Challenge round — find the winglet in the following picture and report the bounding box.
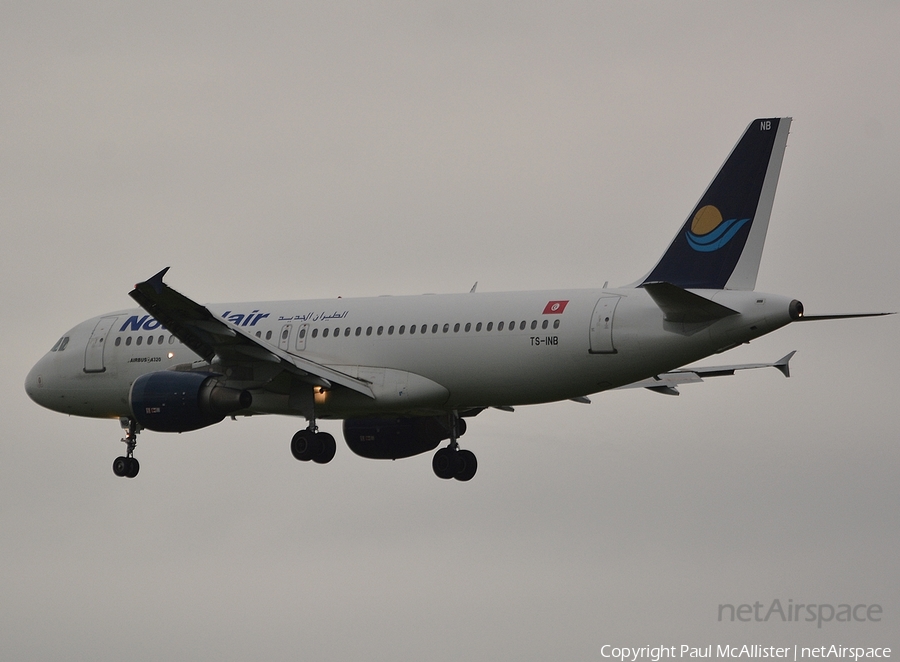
[139,267,171,295]
[774,350,796,378]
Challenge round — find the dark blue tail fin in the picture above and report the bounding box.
[639,118,791,290]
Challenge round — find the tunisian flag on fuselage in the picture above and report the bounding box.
[542,300,569,315]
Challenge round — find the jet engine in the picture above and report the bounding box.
[343,416,465,460]
[130,372,252,433]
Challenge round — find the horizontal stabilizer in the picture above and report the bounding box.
[642,281,739,323]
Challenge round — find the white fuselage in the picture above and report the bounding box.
[25,286,796,421]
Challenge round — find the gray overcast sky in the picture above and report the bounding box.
[2,2,898,660]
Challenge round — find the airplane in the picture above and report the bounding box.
[24,117,890,481]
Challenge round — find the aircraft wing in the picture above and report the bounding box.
[616,351,796,396]
[129,268,374,398]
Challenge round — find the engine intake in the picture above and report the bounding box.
[130,372,252,432]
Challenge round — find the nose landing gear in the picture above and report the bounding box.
[113,418,140,478]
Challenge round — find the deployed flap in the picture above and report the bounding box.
[129,268,374,398]
[616,351,795,394]
[642,281,739,323]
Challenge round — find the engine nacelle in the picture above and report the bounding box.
[130,372,252,433]
[343,416,466,460]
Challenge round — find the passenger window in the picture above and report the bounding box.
[147,336,154,345]
[498,321,504,331]
[421,324,427,334]
[282,328,289,340]
[366,326,373,336]
[334,327,339,337]
[475,322,482,332]
[388,325,394,335]
[299,328,306,339]
[520,321,526,331]
[409,325,415,335]
[312,328,319,338]
[377,326,383,336]
[432,324,438,334]
[115,337,122,347]
[355,327,362,336]
[453,323,460,333]
[442,323,449,333]
[158,335,164,344]
[136,336,143,346]
[464,323,471,332]
[487,322,493,332]
[344,327,351,337]
[530,320,537,330]
[266,330,273,340]
[323,328,330,338]
[126,337,132,346]
[542,320,548,330]
[256,331,261,338]
[553,319,560,329]
[399,325,405,335]
[169,336,176,344]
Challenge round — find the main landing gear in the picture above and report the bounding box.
[291,421,337,464]
[113,418,140,478]
[432,413,477,481]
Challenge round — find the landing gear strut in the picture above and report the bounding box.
[290,418,336,464]
[432,412,477,481]
[113,418,140,478]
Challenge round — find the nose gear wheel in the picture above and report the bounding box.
[113,418,141,478]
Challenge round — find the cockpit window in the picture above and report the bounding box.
[51,337,70,352]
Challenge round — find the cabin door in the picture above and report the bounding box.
[84,316,118,373]
[589,297,620,354]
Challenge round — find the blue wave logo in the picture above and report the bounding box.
[686,205,750,252]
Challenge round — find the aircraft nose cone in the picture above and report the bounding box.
[25,356,51,407]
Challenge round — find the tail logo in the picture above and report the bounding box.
[685,205,750,253]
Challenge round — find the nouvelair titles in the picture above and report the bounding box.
[118,310,271,333]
